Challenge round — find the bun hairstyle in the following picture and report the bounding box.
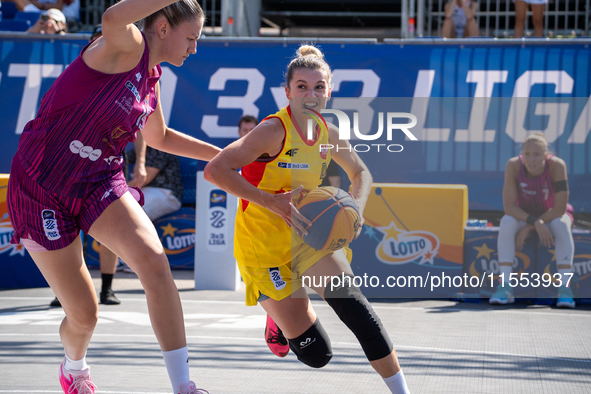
[523,132,550,153]
[142,0,204,30]
[285,43,333,88]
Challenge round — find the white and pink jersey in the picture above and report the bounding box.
[15,35,160,199]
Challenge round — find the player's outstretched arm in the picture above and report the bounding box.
[141,83,221,162]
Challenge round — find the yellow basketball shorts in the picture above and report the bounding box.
[237,244,352,306]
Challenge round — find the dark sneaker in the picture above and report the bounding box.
[50,297,62,307]
[100,289,121,305]
[265,314,289,357]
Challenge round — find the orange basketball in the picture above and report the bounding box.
[296,186,361,251]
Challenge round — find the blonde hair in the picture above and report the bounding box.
[285,44,332,88]
[523,132,549,153]
[142,0,204,30]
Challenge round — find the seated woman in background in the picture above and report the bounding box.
[490,132,575,308]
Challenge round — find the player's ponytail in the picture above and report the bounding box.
[285,43,332,88]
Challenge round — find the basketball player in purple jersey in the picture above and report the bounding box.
[491,133,575,308]
[7,0,217,392]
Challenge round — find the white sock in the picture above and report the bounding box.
[64,352,88,371]
[557,268,573,287]
[499,264,513,284]
[162,346,190,392]
[383,370,410,394]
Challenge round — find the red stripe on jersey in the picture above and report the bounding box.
[240,115,287,211]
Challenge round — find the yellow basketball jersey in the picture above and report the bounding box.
[235,106,331,268]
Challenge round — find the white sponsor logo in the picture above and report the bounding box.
[104,155,124,166]
[41,209,60,241]
[300,337,316,348]
[101,188,114,201]
[269,267,286,290]
[70,140,101,162]
[115,97,133,114]
[136,72,142,82]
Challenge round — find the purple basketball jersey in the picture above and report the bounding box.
[516,155,555,216]
[14,35,161,199]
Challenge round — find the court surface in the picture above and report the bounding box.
[1,269,590,393]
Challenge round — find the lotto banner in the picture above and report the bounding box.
[536,229,591,300]
[0,174,48,288]
[86,207,196,270]
[349,183,468,298]
[463,227,537,299]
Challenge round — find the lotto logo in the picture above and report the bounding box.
[70,140,101,162]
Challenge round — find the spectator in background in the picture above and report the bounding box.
[26,8,66,34]
[490,133,575,308]
[441,0,479,38]
[514,0,546,38]
[238,114,258,138]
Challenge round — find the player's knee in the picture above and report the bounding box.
[500,214,519,229]
[324,275,393,361]
[288,319,332,368]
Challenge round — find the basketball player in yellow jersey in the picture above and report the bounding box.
[204,44,410,393]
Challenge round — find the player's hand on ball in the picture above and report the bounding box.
[263,185,311,232]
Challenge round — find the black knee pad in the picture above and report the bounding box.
[324,275,393,361]
[288,319,333,368]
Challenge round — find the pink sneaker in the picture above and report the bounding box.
[265,314,289,357]
[177,381,209,394]
[59,359,97,394]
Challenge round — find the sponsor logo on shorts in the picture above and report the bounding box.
[269,267,286,290]
[300,337,316,349]
[277,162,309,169]
[41,209,60,241]
[101,188,114,201]
[125,81,141,103]
[70,140,101,162]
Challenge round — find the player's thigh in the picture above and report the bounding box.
[260,287,316,338]
[302,249,353,298]
[88,192,166,269]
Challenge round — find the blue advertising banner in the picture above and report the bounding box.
[1,36,591,212]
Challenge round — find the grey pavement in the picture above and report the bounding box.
[1,269,590,393]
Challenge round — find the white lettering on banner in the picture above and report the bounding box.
[8,64,64,135]
[455,70,508,142]
[159,66,177,124]
[410,70,451,141]
[201,68,265,138]
[328,70,380,139]
[567,95,591,144]
[270,86,288,109]
[506,70,573,143]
